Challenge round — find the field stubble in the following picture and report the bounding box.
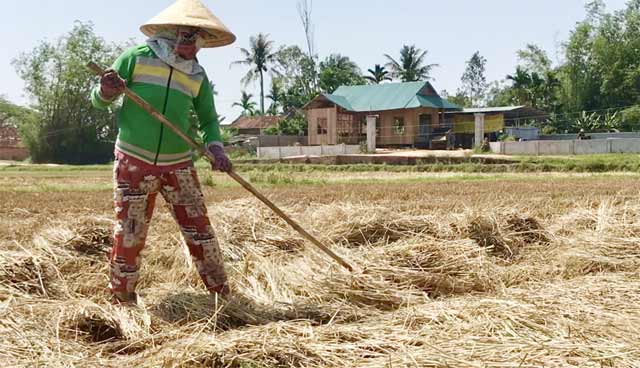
[0,174,639,367]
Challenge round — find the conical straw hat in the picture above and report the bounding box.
[140,0,236,48]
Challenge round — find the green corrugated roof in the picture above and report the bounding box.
[324,94,354,111]
[322,81,461,112]
[416,95,461,110]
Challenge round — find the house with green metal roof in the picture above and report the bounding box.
[304,81,461,147]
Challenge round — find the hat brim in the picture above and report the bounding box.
[141,23,236,48]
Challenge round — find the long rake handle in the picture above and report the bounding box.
[87,62,353,272]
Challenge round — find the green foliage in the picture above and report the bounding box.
[266,79,284,115]
[318,54,365,93]
[274,45,318,111]
[622,106,640,131]
[12,21,126,164]
[442,89,472,108]
[461,51,488,107]
[220,127,239,145]
[541,125,558,135]
[232,33,279,115]
[0,97,38,130]
[262,112,308,136]
[384,45,438,82]
[232,92,258,116]
[365,64,392,84]
[569,110,622,133]
[485,81,515,107]
[557,2,640,113]
[517,44,552,74]
[499,134,517,142]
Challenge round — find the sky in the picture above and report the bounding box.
[0,0,629,123]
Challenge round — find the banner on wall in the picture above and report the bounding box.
[453,114,505,134]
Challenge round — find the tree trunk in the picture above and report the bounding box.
[259,70,265,115]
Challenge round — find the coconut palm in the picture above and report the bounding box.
[231,33,279,115]
[266,79,284,115]
[507,67,534,106]
[384,45,439,82]
[232,91,257,116]
[365,64,392,84]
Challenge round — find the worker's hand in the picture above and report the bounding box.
[100,69,125,100]
[207,144,232,173]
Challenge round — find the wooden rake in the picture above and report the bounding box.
[87,62,353,272]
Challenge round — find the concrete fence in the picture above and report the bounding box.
[257,144,361,159]
[490,138,640,155]
[539,132,640,140]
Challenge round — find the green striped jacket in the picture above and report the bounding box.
[92,44,221,166]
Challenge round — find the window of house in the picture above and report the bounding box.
[393,117,405,135]
[317,118,328,135]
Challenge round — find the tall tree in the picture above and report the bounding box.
[517,44,552,74]
[507,66,533,105]
[297,0,319,92]
[12,21,125,164]
[461,51,488,107]
[232,91,257,116]
[365,64,392,84]
[384,45,439,82]
[231,33,278,115]
[275,45,318,98]
[318,54,365,93]
[266,79,284,115]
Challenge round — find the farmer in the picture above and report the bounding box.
[91,0,236,304]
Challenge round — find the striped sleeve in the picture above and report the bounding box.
[194,76,222,145]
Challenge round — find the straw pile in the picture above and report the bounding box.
[1,194,639,367]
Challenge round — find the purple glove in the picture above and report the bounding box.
[207,144,232,172]
[100,69,125,100]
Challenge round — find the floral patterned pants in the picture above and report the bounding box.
[110,151,227,303]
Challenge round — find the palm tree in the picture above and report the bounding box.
[507,67,533,105]
[231,33,278,115]
[232,91,257,116]
[365,64,392,84]
[266,79,284,115]
[384,45,439,82]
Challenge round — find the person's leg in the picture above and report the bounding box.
[160,166,228,295]
[110,156,160,303]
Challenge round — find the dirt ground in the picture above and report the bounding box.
[1,170,639,367]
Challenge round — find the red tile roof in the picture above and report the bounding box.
[230,115,285,130]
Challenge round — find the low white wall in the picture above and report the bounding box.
[611,139,640,153]
[491,138,640,155]
[257,144,361,159]
[503,141,538,155]
[539,140,573,155]
[574,140,609,155]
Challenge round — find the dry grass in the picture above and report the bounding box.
[1,174,639,367]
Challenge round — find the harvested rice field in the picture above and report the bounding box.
[1,167,639,367]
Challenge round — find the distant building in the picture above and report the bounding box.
[303,81,460,148]
[304,82,548,149]
[229,115,286,135]
[446,106,548,147]
[0,123,29,161]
